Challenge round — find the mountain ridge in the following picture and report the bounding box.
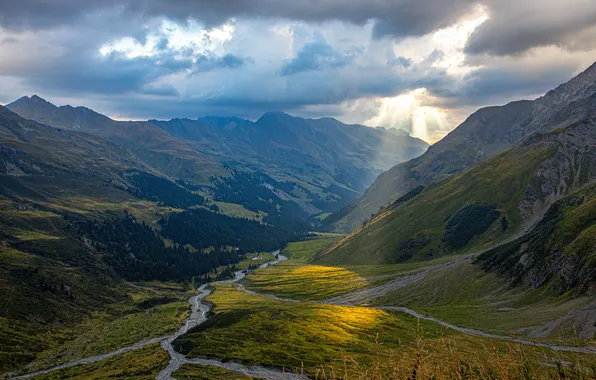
[326,62,596,233]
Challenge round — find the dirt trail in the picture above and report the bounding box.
[325,255,473,305]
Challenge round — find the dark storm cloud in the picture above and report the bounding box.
[27,53,191,95]
[0,0,476,39]
[280,37,361,76]
[424,64,580,109]
[465,0,596,55]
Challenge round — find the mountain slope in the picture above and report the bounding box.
[328,62,596,232]
[316,114,596,267]
[0,105,151,185]
[478,182,596,295]
[6,96,225,185]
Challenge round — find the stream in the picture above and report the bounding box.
[156,251,306,380]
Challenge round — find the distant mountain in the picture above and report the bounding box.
[327,62,596,232]
[6,95,225,185]
[0,104,148,187]
[151,111,429,214]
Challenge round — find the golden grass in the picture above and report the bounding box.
[246,264,367,300]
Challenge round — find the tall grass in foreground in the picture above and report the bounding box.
[284,330,596,379]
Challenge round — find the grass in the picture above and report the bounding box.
[245,264,368,300]
[243,234,371,300]
[29,343,169,379]
[283,234,345,262]
[235,252,276,269]
[372,260,596,344]
[25,287,191,373]
[174,282,444,372]
[175,282,596,378]
[245,235,470,301]
[214,201,265,222]
[316,212,331,221]
[173,363,251,379]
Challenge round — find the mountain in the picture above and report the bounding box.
[317,113,596,266]
[151,111,429,214]
[6,95,225,185]
[327,62,596,233]
[7,97,428,217]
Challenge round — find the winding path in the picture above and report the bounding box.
[10,250,596,380]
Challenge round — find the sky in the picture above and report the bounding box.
[0,1,595,143]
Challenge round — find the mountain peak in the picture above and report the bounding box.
[30,94,48,102]
[11,94,55,107]
[258,111,294,120]
[7,95,59,115]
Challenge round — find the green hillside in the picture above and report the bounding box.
[317,118,596,269]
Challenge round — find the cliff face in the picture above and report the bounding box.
[479,180,596,297]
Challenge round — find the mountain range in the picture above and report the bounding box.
[6,96,428,217]
[1,61,595,377]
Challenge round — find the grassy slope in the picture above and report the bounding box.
[372,260,596,343]
[318,141,553,265]
[214,201,264,222]
[30,343,169,380]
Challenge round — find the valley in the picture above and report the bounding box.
[1,54,595,379]
[6,237,595,379]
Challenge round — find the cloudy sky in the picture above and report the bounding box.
[0,1,595,142]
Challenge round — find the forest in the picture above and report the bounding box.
[126,170,206,209]
[76,215,243,281]
[159,207,303,253]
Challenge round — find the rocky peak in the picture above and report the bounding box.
[532,61,596,126]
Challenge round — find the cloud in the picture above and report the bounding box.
[0,1,595,145]
[0,0,476,40]
[465,0,596,55]
[388,56,413,68]
[193,53,249,73]
[280,34,361,76]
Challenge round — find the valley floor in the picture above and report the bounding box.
[4,235,596,379]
